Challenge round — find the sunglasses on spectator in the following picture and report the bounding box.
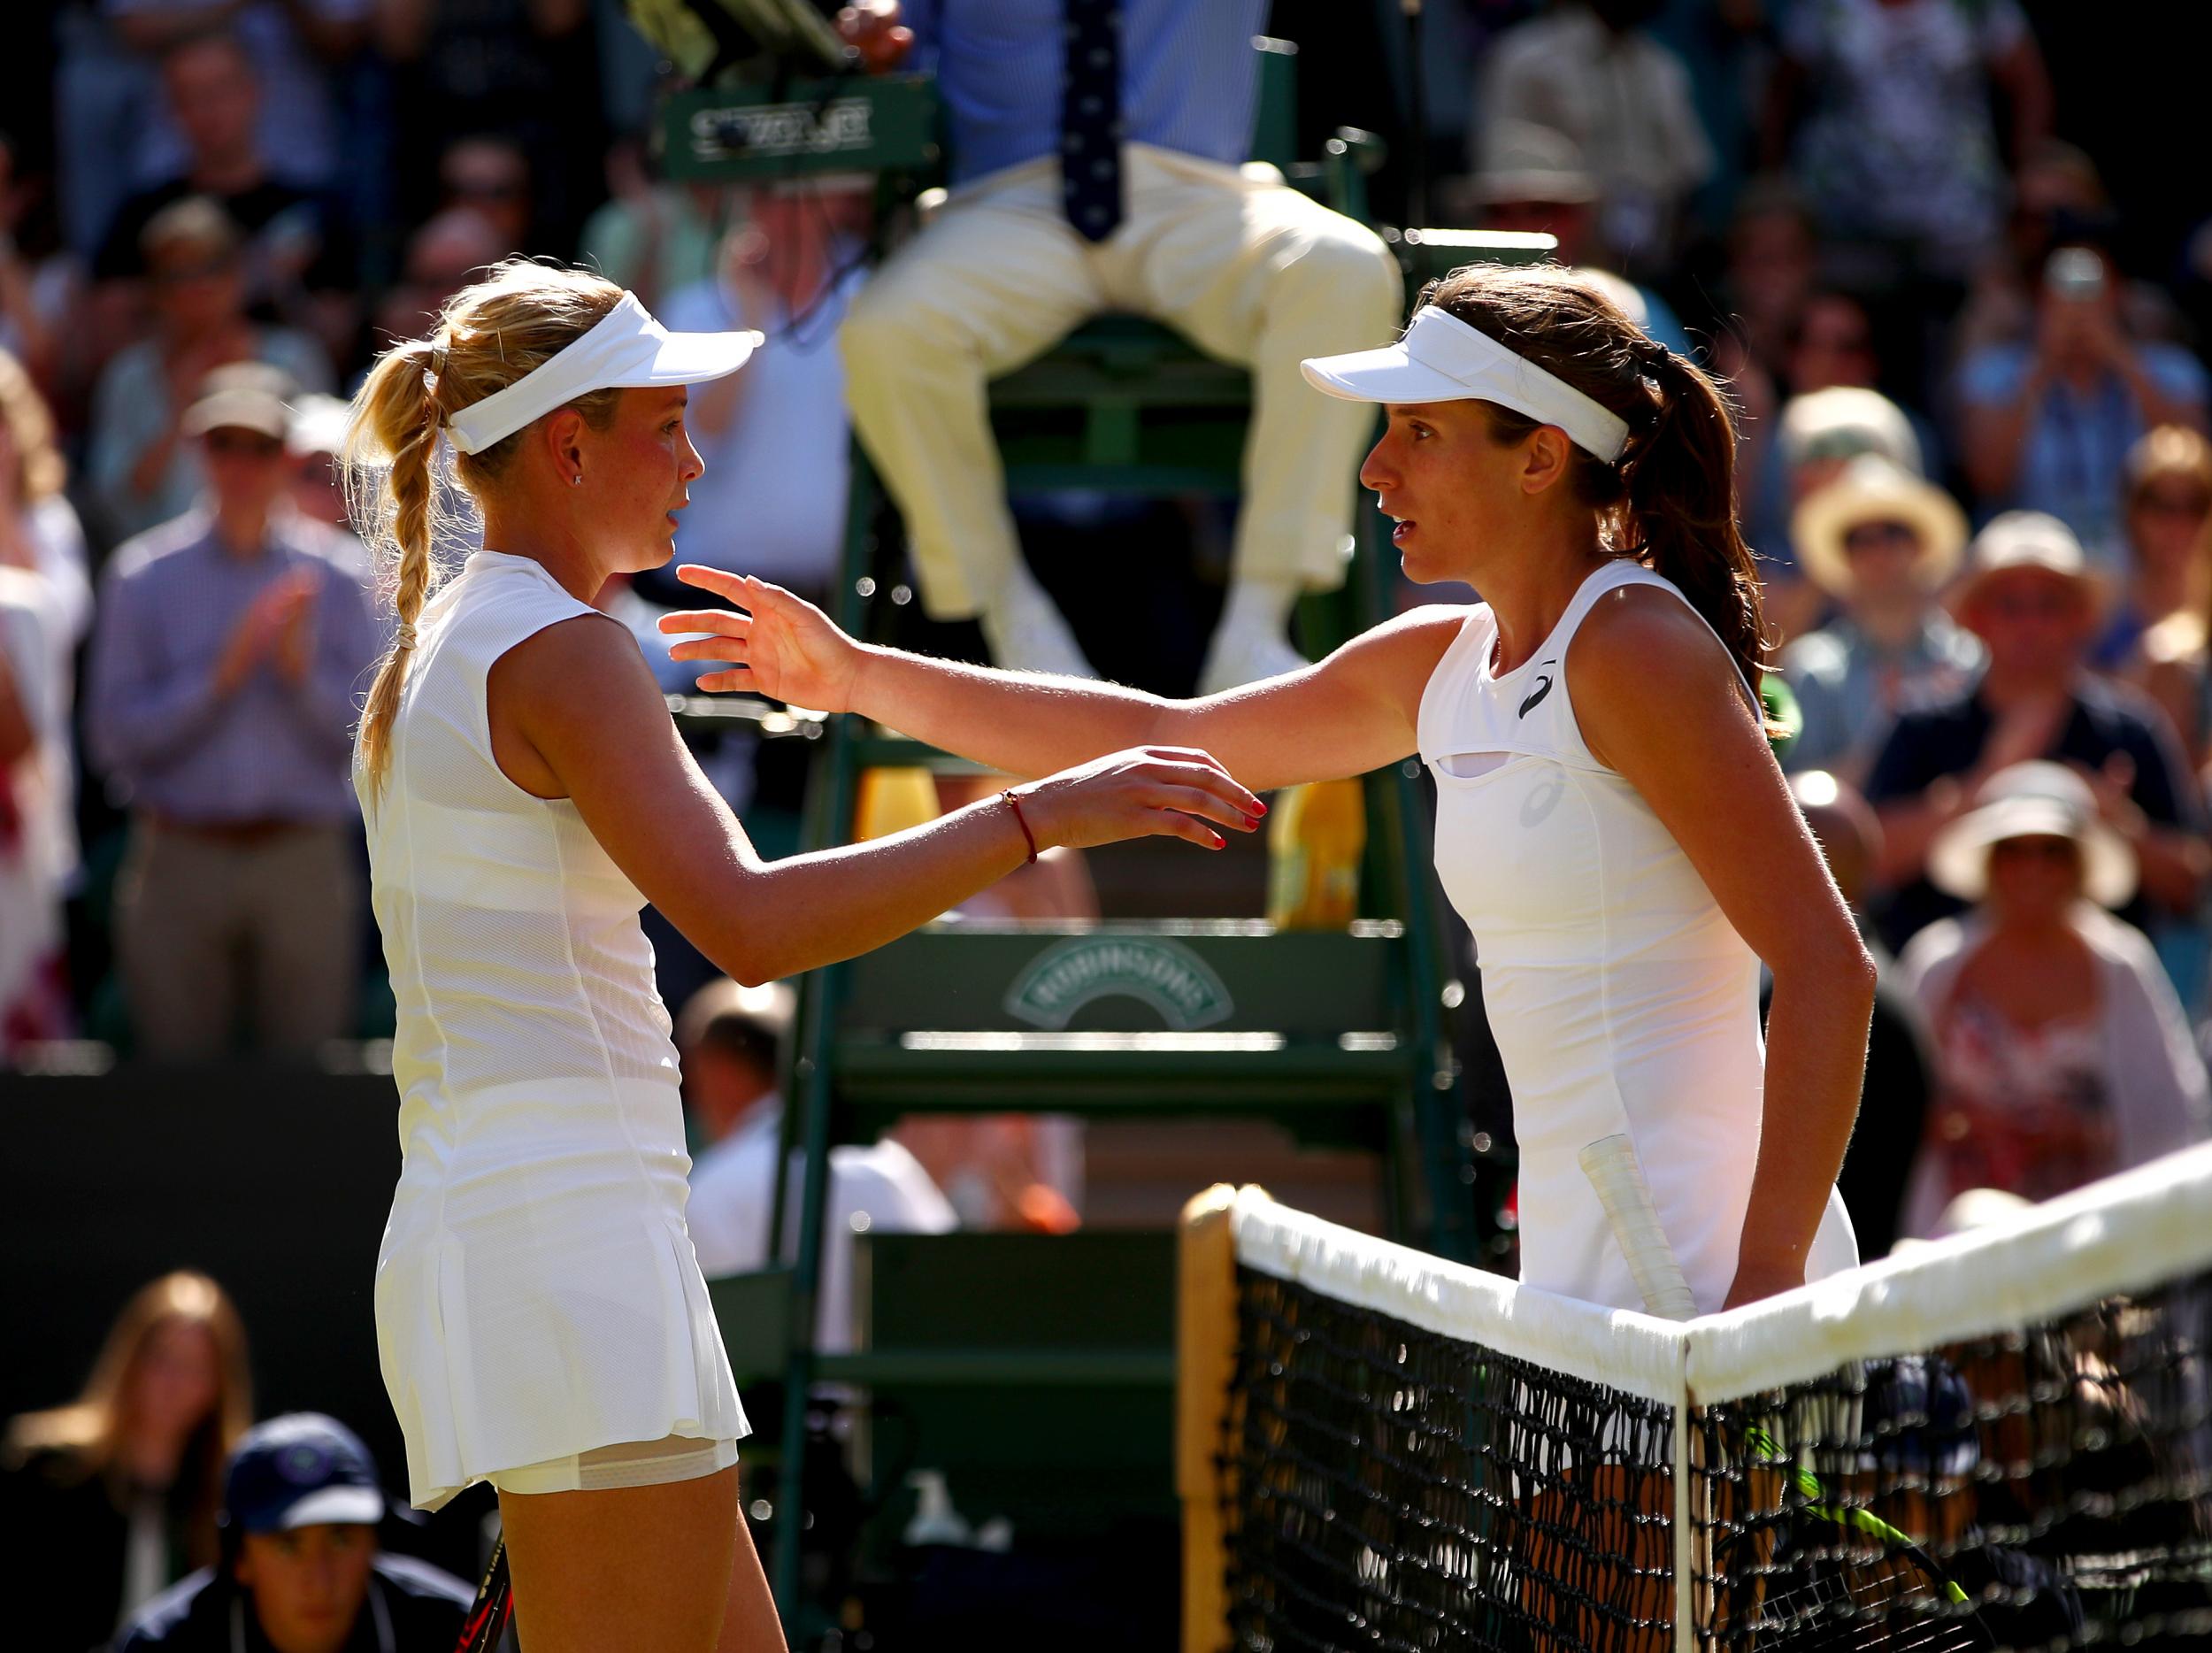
[448,179,526,203]
[1989,836,2081,865]
[1842,520,1921,554]
[2133,487,2212,519]
[204,429,285,459]
[153,254,238,284]
[1978,586,2083,619]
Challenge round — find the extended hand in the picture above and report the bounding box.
[1015,747,1265,855]
[661,565,864,711]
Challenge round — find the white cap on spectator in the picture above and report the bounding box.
[1954,510,2105,614]
[181,363,295,442]
[1778,386,1923,475]
[1926,759,2136,909]
[1302,306,1630,462]
[444,291,760,456]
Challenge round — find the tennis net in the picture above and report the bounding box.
[1178,1144,2212,1653]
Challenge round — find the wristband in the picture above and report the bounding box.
[1002,788,1039,865]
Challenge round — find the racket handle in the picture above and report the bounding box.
[1580,1134,1699,1322]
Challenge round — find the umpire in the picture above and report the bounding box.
[117,1415,472,1652]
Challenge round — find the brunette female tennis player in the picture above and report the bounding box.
[344,260,1261,1653]
[671,263,1875,1317]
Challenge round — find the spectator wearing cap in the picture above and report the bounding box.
[85,364,380,1060]
[1780,455,1981,782]
[85,196,332,545]
[1959,244,2208,565]
[1474,1,1713,275]
[116,1413,472,1653]
[1863,511,2208,959]
[678,978,956,1354]
[1894,761,2209,1241]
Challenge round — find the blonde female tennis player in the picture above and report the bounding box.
[669,263,1871,1318]
[344,261,1261,1653]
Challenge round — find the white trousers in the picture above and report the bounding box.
[841,144,1404,619]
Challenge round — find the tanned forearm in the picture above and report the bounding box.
[695,793,1033,985]
[850,646,1169,780]
[1730,949,1875,1304]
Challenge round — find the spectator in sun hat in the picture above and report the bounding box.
[1863,511,2207,956]
[1893,761,2208,1243]
[116,1412,472,1652]
[1780,455,1981,781]
[1749,385,1932,639]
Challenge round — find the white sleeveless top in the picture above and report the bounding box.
[357,550,745,1511]
[1419,558,1855,1314]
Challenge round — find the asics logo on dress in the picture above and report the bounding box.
[1518,664,1557,719]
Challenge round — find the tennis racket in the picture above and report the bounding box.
[1578,1135,1993,1651]
[455,1534,513,1652]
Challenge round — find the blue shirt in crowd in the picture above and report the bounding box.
[85,508,381,827]
[1958,342,2209,565]
[903,0,1268,187]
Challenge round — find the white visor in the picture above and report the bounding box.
[1302,305,1631,463]
[444,291,762,456]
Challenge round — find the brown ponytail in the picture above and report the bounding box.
[345,259,627,798]
[1417,264,1771,706]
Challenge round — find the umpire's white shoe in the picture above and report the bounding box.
[1197,613,1308,695]
[980,582,1097,679]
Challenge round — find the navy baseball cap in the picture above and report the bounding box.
[222,1414,387,1534]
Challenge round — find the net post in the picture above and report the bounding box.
[1672,1365,1694,1653]
[1178,1182,1244,1653]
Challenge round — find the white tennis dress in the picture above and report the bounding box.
[357,550,747,1511]
[1420,558,1856,1314]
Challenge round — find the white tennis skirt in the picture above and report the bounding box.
[374,1099,749,1511]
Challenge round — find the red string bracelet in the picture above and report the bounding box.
[1002,788,1039,865]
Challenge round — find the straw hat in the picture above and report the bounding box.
[1790,454,1969,597]
[1925,760,2136,909]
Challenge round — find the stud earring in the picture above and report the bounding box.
[571,475,582,487]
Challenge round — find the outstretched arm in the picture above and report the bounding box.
[1572,587,1878,1310]
[493,614,1263,985]
[661,565,1461,792]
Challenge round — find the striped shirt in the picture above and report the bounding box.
[906,0,1267,187]
[85,506,381,826]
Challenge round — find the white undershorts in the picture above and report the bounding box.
[487,1434,739,1496]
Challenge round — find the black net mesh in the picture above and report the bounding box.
[1222,1263,1678,1652]
[1686,1272,2212,1653]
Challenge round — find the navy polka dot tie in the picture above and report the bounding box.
[1060,0,1123,242]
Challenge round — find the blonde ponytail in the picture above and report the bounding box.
[345,259,628,798]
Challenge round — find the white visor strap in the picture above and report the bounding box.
[1302,305,1632,463]
[443,291,761,456]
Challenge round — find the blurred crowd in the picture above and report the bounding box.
[7,13,2212,1623]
